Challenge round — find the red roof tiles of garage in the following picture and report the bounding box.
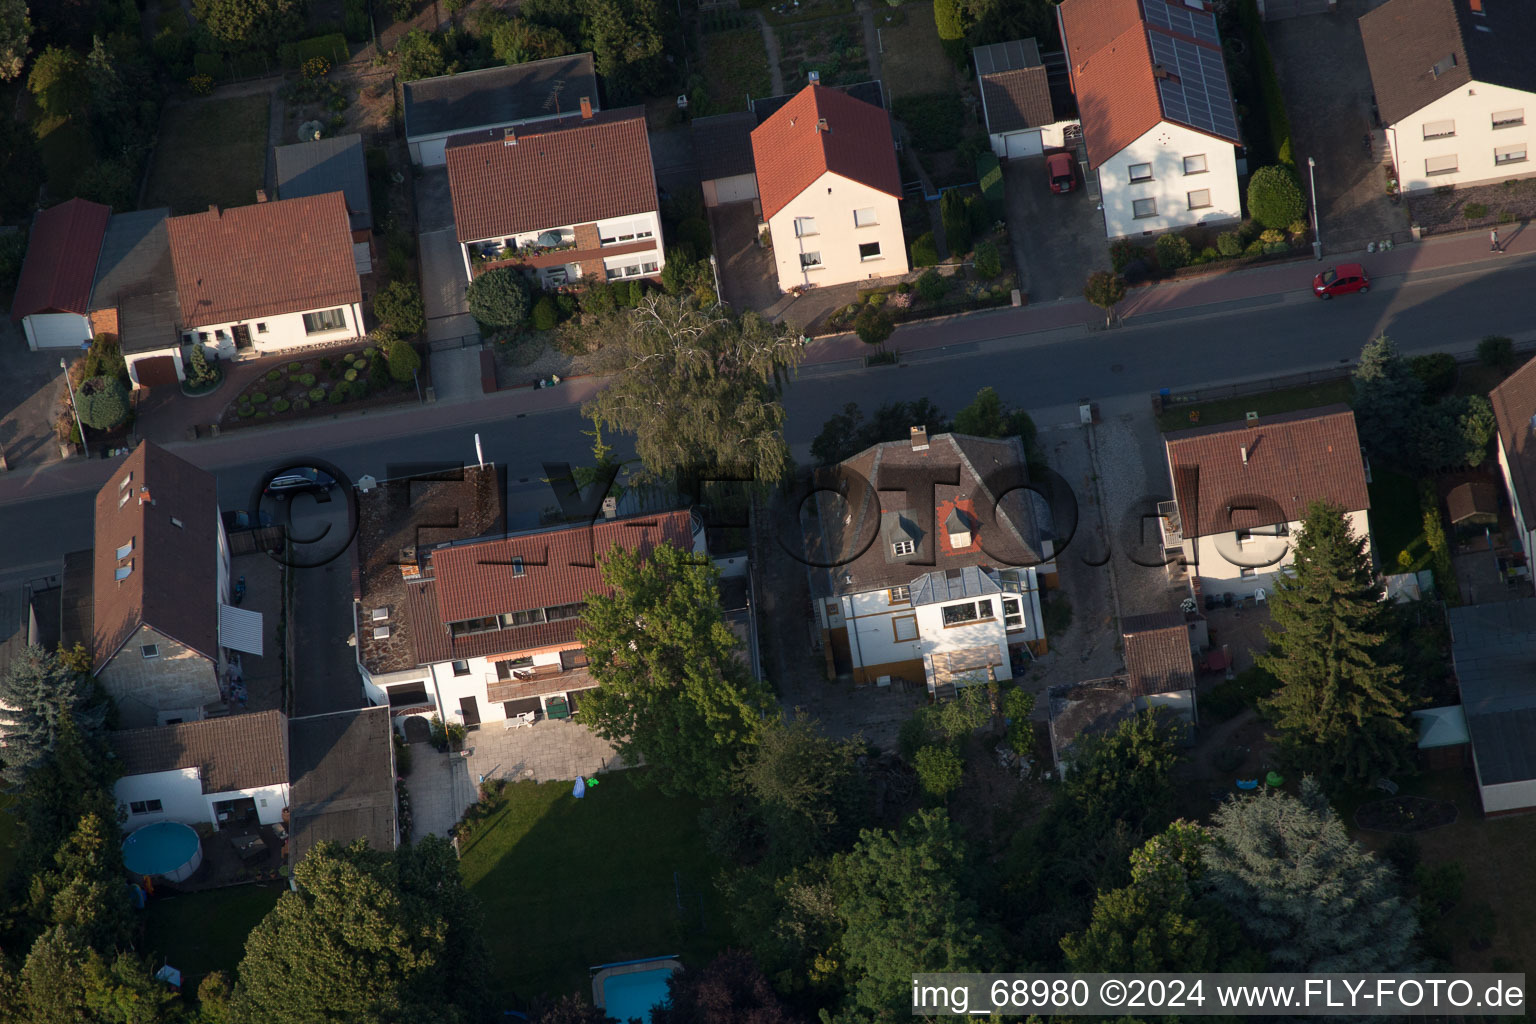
[10,198,111,321]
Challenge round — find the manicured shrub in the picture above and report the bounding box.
[343,352,355,363]
[254,411,267,419]
[1154,233,1192,270]
[266,369,282,382]
[531,295,560,331]
[328,387,348,404]
[288,361,302,372]
[385,338,421,382]
[76,376,130,429]
[300,373,316,386]
[1410,353,1457,397]
[363,346,377,360]
[344,369,358,381]
[251,392,268,404]
[977,151,1004,219]
[1216,231,1243,257]
[294,398,310,411]
[320,357,333,370]
[916,268,948,302]
[467,266,531,329]
[940,190,971,254]
[271,398,291,412]
[238,405,255,418]
[1247,164,1306,230]
[1110,238,1146,272]
[1464,202,1489,220]
[973,241,1002,279]
[308,387,326,401]
[374,279,425,336]
[854,305,895,350]
[910,232,939,267]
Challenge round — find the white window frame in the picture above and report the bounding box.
[302,308,348,334]
[1182,154,1207,175]
[141,644,159,659]
[800,251,823,269]
[854,208,878,227]
[893,615,918,642]
[1132,197,1158,219]
[941,599,994,626]
[794,216,818,237]
[888,585,911,603]
[1425,154,1459,176]
[129,799,163,814]
[1128,163,1153,183]
[1495,143,1527,166]
[1187,189,1212,210]
[892,539,915,556]
[1002,596,1024,630]
[858,241,882,261]
[1493,109,1525,130]
[256,322,268,334]
[1423,119,1456,140]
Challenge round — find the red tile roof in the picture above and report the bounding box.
[445,108,659,243]
[1163,406,1370,540]
[1121,610,1195,697]
[10,198,111,321]
[751,83,902,221]
[405,510,697,666]
[165,193,361,329]
[92,442,221,670]
[1058,0,1239,169]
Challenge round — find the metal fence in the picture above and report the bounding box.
[428,334,483,352]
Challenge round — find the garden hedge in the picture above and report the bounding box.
[279,33,349,70]
[978,152,1004,220]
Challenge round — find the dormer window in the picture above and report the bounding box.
[946,507,973,548]
[892,539,915,556]
[511,557,525,577]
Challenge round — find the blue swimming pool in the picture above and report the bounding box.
[601,968,673,1022]
[121,821,203,882]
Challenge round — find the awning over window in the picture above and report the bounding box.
[219,604,264,655]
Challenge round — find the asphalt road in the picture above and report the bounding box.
[1,256,1531,567]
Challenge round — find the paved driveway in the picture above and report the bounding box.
[421,227,470,322]
[649,126,698,194]
[1266,0,1409,252]
[414,166,454,232]
[709,201,780,312]
[0,328,71,472]
[1005,157,1111,302]
[292,556,365,717]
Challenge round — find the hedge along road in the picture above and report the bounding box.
[1,251,1532,569]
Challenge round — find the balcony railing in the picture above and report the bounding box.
[1158,500,1184,550]
[471,240,577,267]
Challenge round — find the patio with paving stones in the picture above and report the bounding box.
[463,718,634,787]
[407,744,479,839]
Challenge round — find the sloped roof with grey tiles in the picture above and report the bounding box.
[111,710,288,792]
[403,53,599,139]
[1448,598,1536,786]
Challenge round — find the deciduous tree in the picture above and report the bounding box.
[192,0,306,51]
[0,0,32,81]
[830,809,996,1016]
[374,279,426,337]
[952,385,1036,449]
[1257,501,1413,783]
[736,715,868,867]
[234,837,490,1023]
[1202,779,1423,972]
[27,45,86,122]
[653,950,795,1024]
[1062,821,1253,973]
[809,398,950,466]
[578,542,773,798]
[582,294,804,488]
[1246,164,1306,230]
[394,28,449,81]
[1083,271,1126,326]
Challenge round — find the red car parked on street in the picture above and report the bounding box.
[1047,152,1075,194]
[1312,263,1370,299]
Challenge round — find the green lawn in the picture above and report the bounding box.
[144,884,284,990]
[1156,377,1353,433]
[699,27,774,117]
[1369,470,1429,572]
[458,772,730,1004]
[143,93,271,215]
[876,5,957,100]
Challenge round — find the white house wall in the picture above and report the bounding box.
[1099,122,1241,239]
[913,601,1014,682]
[1390,82,1536,194]
[426,645,592,727]
[182,304,364,360]
[23,312,93,351]
[206,784,290,825]
[766,171,908,293]
[1497,439,1536,559]
[703,174,760,207]
[115,768,206,826]
[1181,509,1372,599]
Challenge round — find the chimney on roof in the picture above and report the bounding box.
[911,425,929,451]
[138,486,154,506]
[816,117,829,132]
[503,126,517,146]
[1240,445,1249,466]
[255,189,268,203]
[1470,0,1483,11]
[580,96,593,119]
[808,70,821,84]
[207,205,219,217]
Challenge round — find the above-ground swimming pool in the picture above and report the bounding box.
[121,821,203,883]
[591,957,681,1023]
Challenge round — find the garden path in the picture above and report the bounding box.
[857,1,882,82]
[754,12,787,95]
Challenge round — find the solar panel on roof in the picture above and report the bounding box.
[1146,24,1237,140]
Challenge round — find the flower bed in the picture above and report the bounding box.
[1354,795,1458,834]
[1409,178,1536,237]
[216,343,423,430]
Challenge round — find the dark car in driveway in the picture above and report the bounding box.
[1047,152,1075,194]
[264,467,336,498]
[1313,263,1370,299]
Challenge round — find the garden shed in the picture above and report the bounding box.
[1447,599,1536,815]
